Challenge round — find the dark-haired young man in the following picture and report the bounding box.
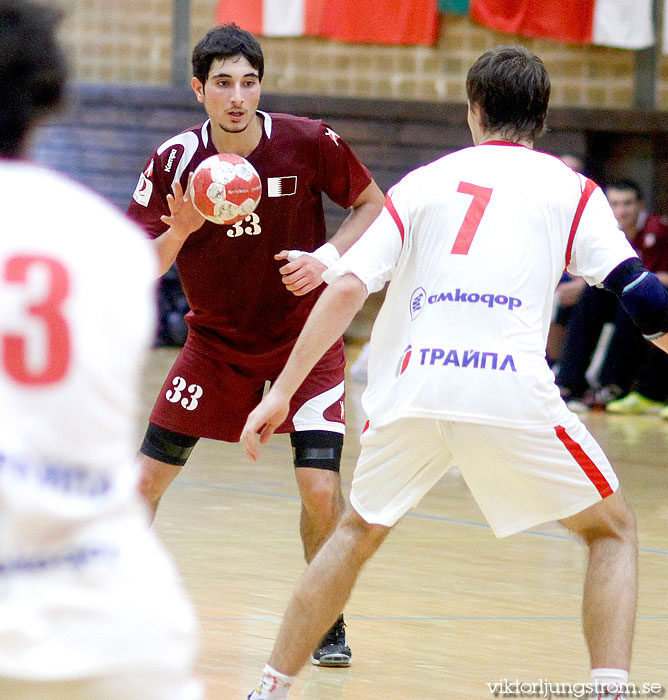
[0,1,200,698]
[241,46,668,699]
[127,23,384,666]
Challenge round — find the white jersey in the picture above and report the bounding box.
[0,161,198,684]
[325,142,637,429]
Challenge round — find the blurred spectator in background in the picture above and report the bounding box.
[556,178,668,412]
[560,153,586,172]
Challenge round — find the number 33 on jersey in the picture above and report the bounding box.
[166,376,203,411]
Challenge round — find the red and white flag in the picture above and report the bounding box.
[470,0,654,50]
[216,0,438,45]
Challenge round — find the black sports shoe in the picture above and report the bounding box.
[310,615,351,667]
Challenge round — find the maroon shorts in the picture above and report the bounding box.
[149,333,346,442]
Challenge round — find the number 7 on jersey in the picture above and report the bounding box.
[451,182,493,255]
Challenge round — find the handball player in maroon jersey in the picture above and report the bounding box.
[127,22,384,666]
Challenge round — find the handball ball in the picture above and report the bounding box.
[189,153,262,225]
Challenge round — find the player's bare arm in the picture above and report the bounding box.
[153,174,205,277]
[275,180,384,297]
[241,273,367,459]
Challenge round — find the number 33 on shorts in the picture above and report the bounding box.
[165,376,203,411]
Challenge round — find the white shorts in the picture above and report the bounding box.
[350,413,619,537]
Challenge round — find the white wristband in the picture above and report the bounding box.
[286,242,340,268]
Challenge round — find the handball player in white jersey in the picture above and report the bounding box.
[0,2,200,698]
[241,46,668,699]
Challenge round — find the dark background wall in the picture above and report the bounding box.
[33,85,668,220]
[32,85,668,342]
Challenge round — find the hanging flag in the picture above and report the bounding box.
[437,0,469,14]
[216,0,438,45]
[470,0,654,50]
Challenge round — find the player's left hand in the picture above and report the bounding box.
[240,389,291,461]
[275,250,327,296]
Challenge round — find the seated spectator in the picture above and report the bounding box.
[556,178,668,411]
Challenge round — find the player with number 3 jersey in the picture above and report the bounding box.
[0,2,200,698]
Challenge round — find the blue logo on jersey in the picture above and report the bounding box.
[418,348,517,372]
[429,289,522,309]
[410,287,426,319]
[411,288,522,316]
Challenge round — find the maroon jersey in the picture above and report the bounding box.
[127,112,372,369]
[634,213,668,273]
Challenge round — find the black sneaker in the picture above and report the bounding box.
[310,615,351,667]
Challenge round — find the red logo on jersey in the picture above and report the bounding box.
[144,159,154,179]
[395,345,412,377]
[325,128,340,146]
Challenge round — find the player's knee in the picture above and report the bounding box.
[604,495,637,546]
[137,463,165,507]
[599,491,636,540]
[339,507,390,558]
[564,490,637,547]
[299,474,343,521]
[137,423,198,509]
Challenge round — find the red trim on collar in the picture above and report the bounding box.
[480,140,530,148]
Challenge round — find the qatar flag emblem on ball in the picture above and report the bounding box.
[189,153,262,225]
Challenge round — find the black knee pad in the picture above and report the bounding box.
[290,430,343,472]
[140,422,199,467]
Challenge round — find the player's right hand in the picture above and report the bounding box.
[240,389,291,461]
[275,250,327,297]
[160,174,205,241]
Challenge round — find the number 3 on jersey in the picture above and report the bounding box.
[1,254,71,385]
[451,182,493,255]
[166,376,203,411]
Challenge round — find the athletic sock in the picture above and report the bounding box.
[248,664,295,700]
[591,668,629,699]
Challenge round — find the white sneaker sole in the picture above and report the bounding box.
[310,653,351,667]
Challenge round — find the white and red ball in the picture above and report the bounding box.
[189,153,262,225]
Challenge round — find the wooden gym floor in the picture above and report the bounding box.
[142,346,668,700]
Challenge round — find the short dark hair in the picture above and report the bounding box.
[466,45,550,142]
[606,178,643,201]
[192,23,264,85]
[0,0,67,157]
